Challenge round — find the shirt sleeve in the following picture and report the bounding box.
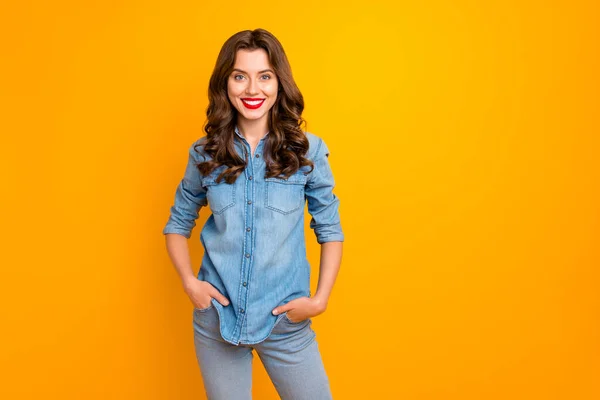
[162,141,208,239]
[305,137,345,244]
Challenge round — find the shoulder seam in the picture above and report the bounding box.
[314,136,324,159]
[190,139,207,162]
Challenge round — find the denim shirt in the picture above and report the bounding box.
[162,126,344,345]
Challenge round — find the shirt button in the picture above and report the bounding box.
[248,176,253,180]
[245,253,250,258]
[247,200,252,205]
[246,227,251,232]
[240,308,245,314]
[242,282,247,287]
[255,154,260,158]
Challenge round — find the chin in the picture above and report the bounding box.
[238,112,263,121]
[240,109,272,120]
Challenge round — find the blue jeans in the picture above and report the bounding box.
[192,304,333,400]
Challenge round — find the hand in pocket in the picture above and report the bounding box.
[184,279,229,309]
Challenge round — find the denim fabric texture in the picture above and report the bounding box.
[163,126,344,345]
[192,304,332,399]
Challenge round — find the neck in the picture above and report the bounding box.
[237,118,269,142]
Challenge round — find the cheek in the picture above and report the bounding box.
[227,88,240,110]
[228,92,243,108]
[228,80,242,95]
[266,82,279,96]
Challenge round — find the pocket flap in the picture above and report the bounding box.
[265,171,308,185]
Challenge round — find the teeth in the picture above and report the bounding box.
[242,99,264,105]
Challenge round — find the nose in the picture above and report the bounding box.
[246,77,259,95]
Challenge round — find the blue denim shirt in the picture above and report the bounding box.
[162,126,344,345]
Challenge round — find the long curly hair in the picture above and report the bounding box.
[195,28,314,184]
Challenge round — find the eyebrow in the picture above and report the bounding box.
[232,68,275,74]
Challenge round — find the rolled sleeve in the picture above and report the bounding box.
[305,137,344,244]
[162,141,208,239]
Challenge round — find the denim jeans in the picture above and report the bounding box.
[192,303,333,400]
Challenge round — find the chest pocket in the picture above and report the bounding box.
[203,168,236,215]
[264,171,308,215]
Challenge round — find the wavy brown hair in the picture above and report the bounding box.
[194,28,314,184]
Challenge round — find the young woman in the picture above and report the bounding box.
[163,28,344,400]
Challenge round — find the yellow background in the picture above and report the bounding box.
[2,1,599,399]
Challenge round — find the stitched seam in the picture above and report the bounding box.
[265,179,307,214]
[193,303,214,312]
[203,171,236,214]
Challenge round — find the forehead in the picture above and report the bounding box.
[233,49,273,71]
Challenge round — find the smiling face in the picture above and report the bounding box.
[227,48,279,128]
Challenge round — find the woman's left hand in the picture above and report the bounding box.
[272,296,327,323]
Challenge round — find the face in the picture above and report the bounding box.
[227,49,279,126]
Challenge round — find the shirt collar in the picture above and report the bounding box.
[235,126,270,141]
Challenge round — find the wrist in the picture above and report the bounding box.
[312,294,329,311]
[182,275,197,291]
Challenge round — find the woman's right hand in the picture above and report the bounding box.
[183,278,230,309]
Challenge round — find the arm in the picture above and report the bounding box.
[313,241,343,311]
[307,137,345,311]
[162,141,208,288]
[165,233,197,289]
[162,141,230,307]
[162,141,208,239]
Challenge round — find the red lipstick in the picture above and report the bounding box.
[241,98,266,109]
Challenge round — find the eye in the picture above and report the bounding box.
[261,74,272,80]
[234,74,245,80]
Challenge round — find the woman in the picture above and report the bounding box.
[163,28,344,400]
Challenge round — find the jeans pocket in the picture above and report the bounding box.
[194,301,214,313]
[283,312,305,325]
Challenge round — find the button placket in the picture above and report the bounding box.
[232,129,269,342]
[239,138,256,337]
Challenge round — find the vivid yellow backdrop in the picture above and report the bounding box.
[1,1,598,399]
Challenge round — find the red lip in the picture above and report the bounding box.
[241,98,265,110]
